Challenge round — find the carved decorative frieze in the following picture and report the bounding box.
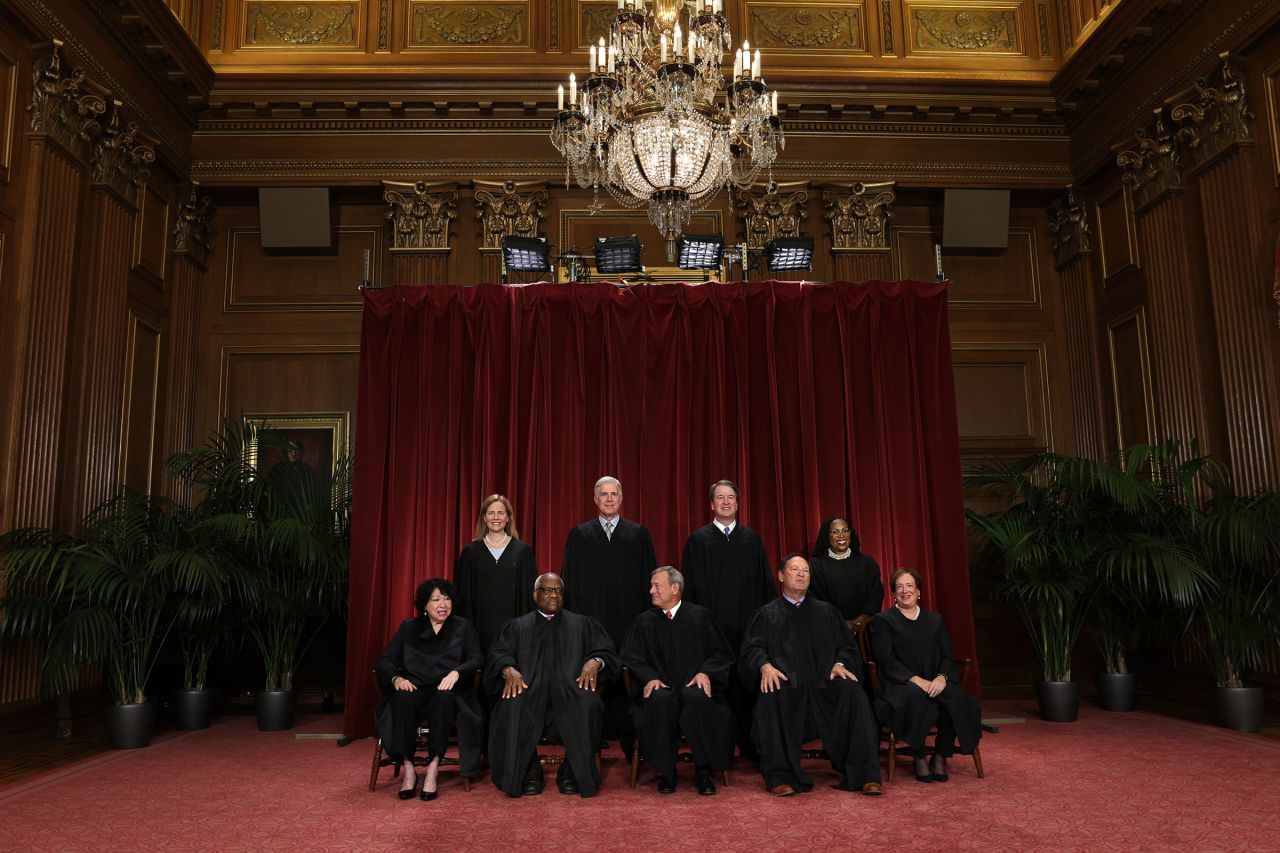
[882,0,894,53]
[172,182,216,269]
[410,3,526,46]
[1170,56,1253,170]
[27,41,106,160]
[911,8,1017,52]
[383,180,458,251]
[244,2,358,46]
[473,179,547,248]
[1046,187,1093,268]
[90,101,155,203]
[823,181,895,250]
[212,0,225,50]
[581,4,615,47]
[736,182,809,248]
[1117,109,1183,211]
[749,6,862,50]
[378,0,391,49]
[1036,2,1050,56]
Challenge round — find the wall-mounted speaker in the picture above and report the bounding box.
[258,187,332,248]
[942,189,1010,249]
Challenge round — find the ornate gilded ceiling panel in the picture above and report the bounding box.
[579,3,617,48]
[406,2,530,47]
[906,4,1022,55]
[241,2,362,48]
[747,3,867,51]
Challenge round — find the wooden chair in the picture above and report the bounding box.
[622,667,731,788]
[366,669,475,792]
[857,621,985,783]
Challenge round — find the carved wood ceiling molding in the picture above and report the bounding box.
[190,158,1071,186]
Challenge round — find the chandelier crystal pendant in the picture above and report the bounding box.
[551,0,784,261]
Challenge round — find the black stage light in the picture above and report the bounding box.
[594,235,643,275]
[501,235,551,273]
[765,236,814,272]
[677,234,725,271]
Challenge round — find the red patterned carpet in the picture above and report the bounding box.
[2,700,1279,853]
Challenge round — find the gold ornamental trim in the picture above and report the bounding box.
[735,181,809,249]
[823,181,895,251]
[473,179,547,248]
[409,2,527,47]
[748,5,863,51]
[1170,56,1254,172]
[383,180,459,251]
[243,2,359,47]
[909,6,1019,54]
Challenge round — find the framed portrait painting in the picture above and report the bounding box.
[243,411,351,485]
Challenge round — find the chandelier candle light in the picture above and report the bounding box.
[551,0,784,261]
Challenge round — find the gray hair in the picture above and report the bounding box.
[651,566,684,589]
[594,476,622,496]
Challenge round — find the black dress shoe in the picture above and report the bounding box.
[657,775,677,794]
[557,776,580,795]
[420,788,438,802]
[930,754,949,783]
[398,784,418,801]
[914,756,933,783]
[695,771,716,796]
[522,762,545,796]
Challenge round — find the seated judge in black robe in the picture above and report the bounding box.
[375,578,483,800]
[454,494,539,651]
[741,553,883,796]
[621,566,734,795]
[871,567,981,783]
[809,515,885,625]
[485,573,619,798]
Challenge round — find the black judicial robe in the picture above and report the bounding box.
[374,615,484,776]
[454,538,538,651]
[680,522,776,651]
[560,517,657,649]
[484,609,619,797]
[740,596,881,791]
[871,606,982,756]
[620,603,735,776]
[810,553,885,619]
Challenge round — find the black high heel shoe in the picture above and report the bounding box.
[913,756,933,783]
[398,768,420,800]
[930,753,949,783]
[420,787,439,802]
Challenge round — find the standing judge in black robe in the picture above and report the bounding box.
[375,579,483,800]
[741,553,883,796]
[871,567,981,783]
[809,515,885,627]
[485,573,619,798]
[560,475,657,754]
[621,566,734,795]
[454,494,539,651]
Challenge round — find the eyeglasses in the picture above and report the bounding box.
[535,587,563,596]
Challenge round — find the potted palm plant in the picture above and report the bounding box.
[966,454,1104,722]
[0,491,180,748]
[1191,484,1280,732]
[169,422,351,732]
[1053,444,1212,712]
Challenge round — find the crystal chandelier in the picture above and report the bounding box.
[551,0,784,260]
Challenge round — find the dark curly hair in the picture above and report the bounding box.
[414,578,456,612]
[811,515,862,558]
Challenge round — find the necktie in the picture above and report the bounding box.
[604,520,614,541]
[665,610,673,620]
[723,526,731,541]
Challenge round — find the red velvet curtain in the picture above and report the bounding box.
[343,280,973,737]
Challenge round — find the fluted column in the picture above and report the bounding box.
[1171,58,1280,492]
[1047,188,1105,459]
[160,184,216,506]
[473,179,548,283]
[383,180,458,284]
[4,42,104,529]
[823,181,895,282]
[735,182,809,282]
[65,101,155,523]
[1117,110,1221,455]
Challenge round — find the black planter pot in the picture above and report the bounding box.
[1035,679,1080,722]
[1095,672,1138,712]
[106,702,155,749]
[256,690,296,731]
[1215,685,1264,733]
[173,689,215,730]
